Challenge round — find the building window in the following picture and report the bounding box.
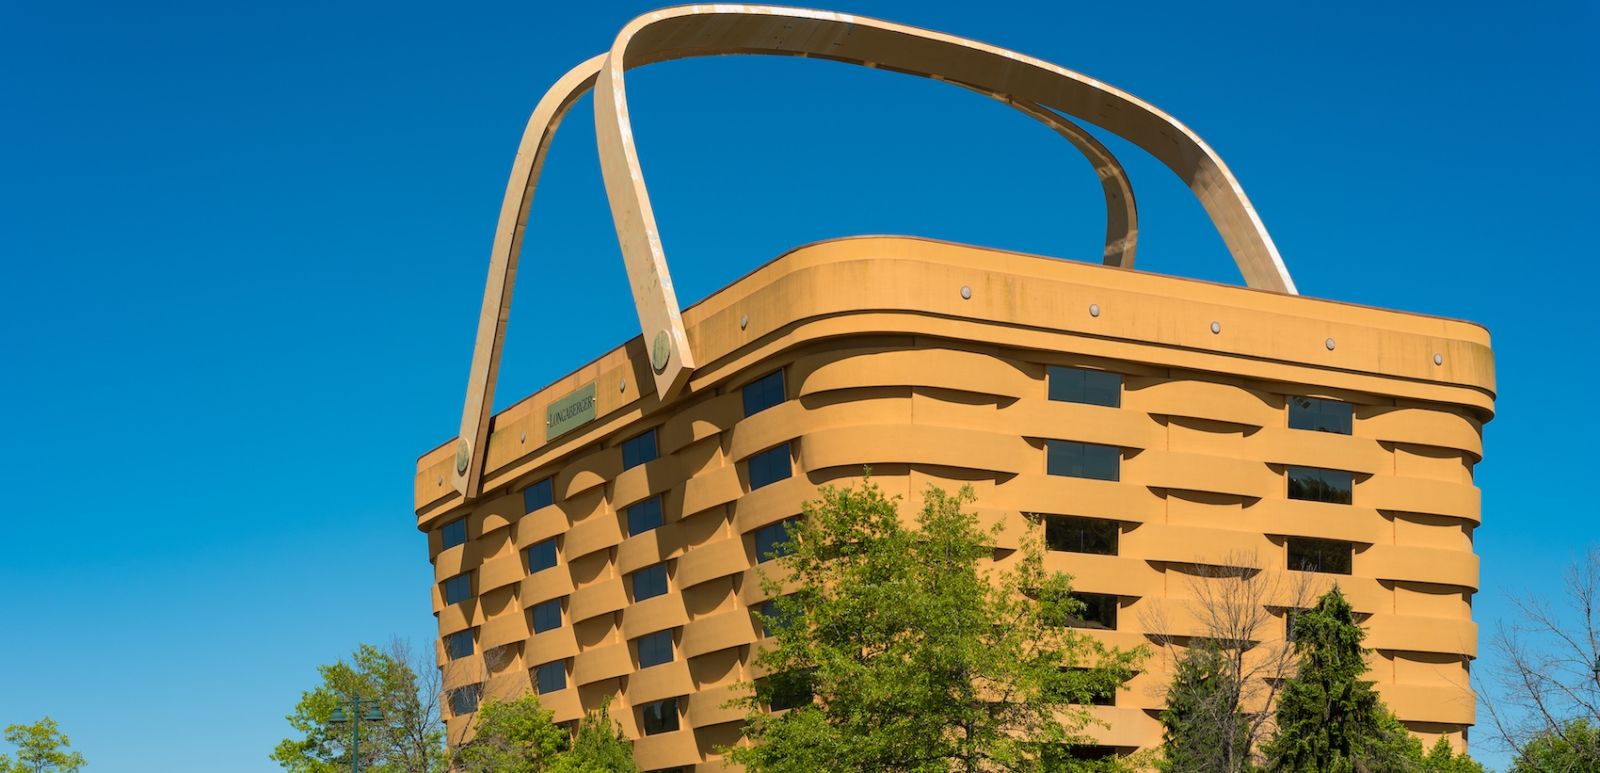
[1064,593,1119,630]
[442,573,472,606]
[524,476,556,515]
[449,684,480,715]
[755,519,798,563]
[522,477,555,513]
[627,496,664,536]
[444,630,474,660]
[531,599,563,633]
[742,370,786,417]
[535,662,566,694]
[748,443,793,490]
[639,697,681,735]
[1046,441,1120,481]
[1287,466,1354,504]
[765,670,814,711]
[621,429,658,470]
[1044,516,1118,555]
[1068,746,1121,761]
[1288,397,1353,435]
[1062,668,1115,706]
[440,518,467,550]
[759,599,797,637]
[1048,366,1121,408]
[526,538,558,573]
[1287,538,1353,575]
[1284,608,1306,642]
[631,563,669,602]
[636,629,675,669]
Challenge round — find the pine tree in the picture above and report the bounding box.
[1264,587,1412,772]
[1159,641,1251,772]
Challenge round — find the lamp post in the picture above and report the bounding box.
[328,695,384,773]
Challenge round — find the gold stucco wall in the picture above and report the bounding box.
[415,236,1493,771]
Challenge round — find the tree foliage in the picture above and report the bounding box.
[1159,641,1250,772]
[1263,587,1416,772]
[271,642,447,773]
[725,480,1146,772]
[0,718,85,773]
[1483,546,1600,772]
[454,694,635,773]
[548,702,635,773]
[1505,718,1600,773]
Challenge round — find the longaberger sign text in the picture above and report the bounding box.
[545,382,597,441]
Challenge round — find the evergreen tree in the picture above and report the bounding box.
[1264,587,1413,772]
[1159,642,1251,772]
[1419,736,1485,773]
[0,718,85,773]
[725,481,1145,772]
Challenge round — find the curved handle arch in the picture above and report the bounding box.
[452,44,1143,497]
[593,5,1297,400]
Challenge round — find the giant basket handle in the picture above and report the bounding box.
[454,5,1294,499]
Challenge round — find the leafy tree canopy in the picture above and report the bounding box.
[726,480,1146,772]
[0,718,85,773]
[1507,718,1600,773]
[455,694,635,773]
[271,643,446,773]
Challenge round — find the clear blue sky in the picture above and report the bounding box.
[1,1,1594,770]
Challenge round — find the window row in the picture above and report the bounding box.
[1047,367,1356,437]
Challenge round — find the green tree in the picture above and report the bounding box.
[1159,641,1251,772]
[1506,718,1600,773]
[1263,587,1414,772]
[549,701,635,773]
[0,718,85,773]
[725,480,1145,772]
[1418,736,1485,773]
[453,694,569,773]
[271,641,447,773]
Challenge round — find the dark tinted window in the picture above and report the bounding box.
[1289,397,1353,434]
[631,563,669,602]
[526,538,558,573]
[748,443,793,490]
[531,599,563,633]
[1062,667,1116,705]
[440,518,467,550]
[759,599,797,637]
[640,697,680,735]
[442,573,472,605]
[1068,746,1121,761]
[449,684,480,715]
[1045,516,1118,555]
[1287,466,1354,504]
[742,370,786,417]
[1048,366,1121,408]
[535,662,566,694]
[1047,441,1120,481]
[755,520,797,563]
[1287,538,1353,575]
[1064,593,1119,630]
[522,478,554,513]
[765,670,813,711]
[621,429,658,470]
[627,496,664,536]
[636,630,675,668]
[445,630,474,660]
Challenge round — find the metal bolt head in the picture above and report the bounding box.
[619,378,628,393]
[519,431,526,443]
[650,331,671,373]
[1433,353,1444,366]
[454,439,470,474]
[1210,321,1221,334]
[1325,337,1336,351]
[739,314,749,330]
[960,285,972,300]
[1089,303,1100,318]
